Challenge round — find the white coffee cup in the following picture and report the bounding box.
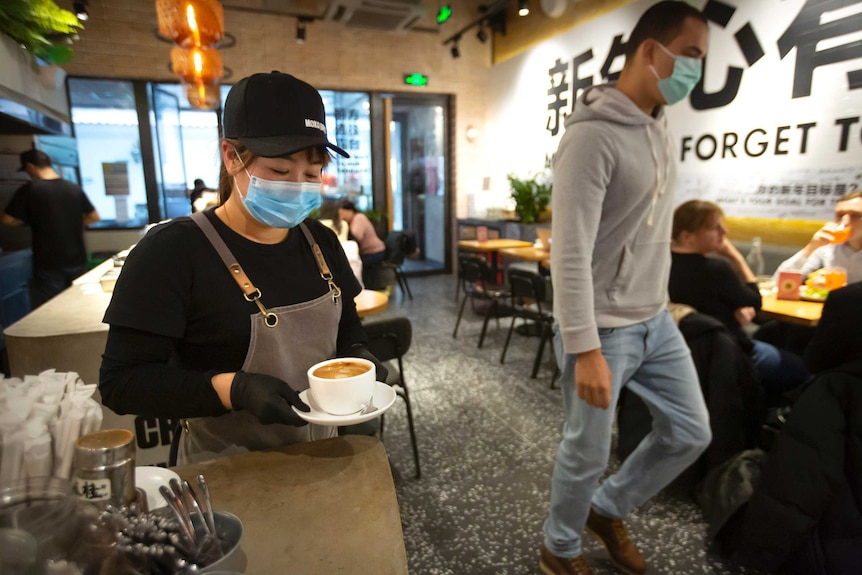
[307,357,376,415]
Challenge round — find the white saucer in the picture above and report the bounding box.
[135,466,181,510]
[293,381,396,426]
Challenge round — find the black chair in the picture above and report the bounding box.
[453,255,511,348]
[363,316,421,479]
[500,268,556,380]
[383,231,415,300]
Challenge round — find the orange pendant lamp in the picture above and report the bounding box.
[157,0,228,109]
[171,46,223,109]
[156,0,224,48]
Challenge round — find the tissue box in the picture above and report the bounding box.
[777,271,803,300]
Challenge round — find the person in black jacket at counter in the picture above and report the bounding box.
[100,72,385,464]
[2,149,101,306]
[734,282,862,574]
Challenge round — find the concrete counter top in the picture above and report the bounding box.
[173,435,409,574]
[4,272,112,386]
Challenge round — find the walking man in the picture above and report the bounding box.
[2,149,100,306]
[541,3,712,574]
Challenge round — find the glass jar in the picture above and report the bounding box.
[0,476,83,570]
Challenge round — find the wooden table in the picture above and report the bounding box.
[355,289,389,317]
[457,239,534,285]
[457,239,534,252]
[172,436,408,574]
[760,293,823,326]
[498,245,551,263]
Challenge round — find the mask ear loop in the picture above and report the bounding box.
[230,147,253,198]
[649,42,675,82]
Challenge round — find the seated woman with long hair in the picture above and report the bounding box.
[669,200,809,396]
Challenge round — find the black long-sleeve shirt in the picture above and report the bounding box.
[100,211,364,418]
[669,252,761,345]
[804,281,862,373]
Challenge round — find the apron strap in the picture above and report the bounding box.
[298,223,342,304]
[191,212,342,325]
[191,211,279,327]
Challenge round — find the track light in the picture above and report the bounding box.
[296,17,312,44]
[74,0,89,21]
[451,35,461,59]
[518,0,529,16]
[476,24,488,44]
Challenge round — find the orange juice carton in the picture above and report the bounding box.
[777,271,803,300]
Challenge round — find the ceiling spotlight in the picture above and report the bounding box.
[74,0,89,21]
[476,25,488,44]
[518,0,530,16]
[451,43,460,59]
[296,18,310,44]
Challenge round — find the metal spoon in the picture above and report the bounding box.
[159,485,196,547]
[181,480,212,537]
[196,474,217,537]
[169,478,199,539]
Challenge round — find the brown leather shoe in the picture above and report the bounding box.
[539,544,595,575]
[585,508,647,575]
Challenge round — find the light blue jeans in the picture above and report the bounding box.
[543,310,711,558]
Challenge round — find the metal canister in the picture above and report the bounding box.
[72,429,136,508]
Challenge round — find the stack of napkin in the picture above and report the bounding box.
[0,369,103,484]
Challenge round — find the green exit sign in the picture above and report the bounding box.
[436,5,452,24]
[404,73,429,87]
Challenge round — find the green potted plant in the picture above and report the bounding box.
[0,0,83,65]
[507,172,552,224]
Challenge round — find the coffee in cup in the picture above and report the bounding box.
[312,361,371,379]
[307,357,376,416]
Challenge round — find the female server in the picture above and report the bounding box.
[100,72,384,463]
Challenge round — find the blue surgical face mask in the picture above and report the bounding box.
[650,42,702,106]
[234,162,322,229]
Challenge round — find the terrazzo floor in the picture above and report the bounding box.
[362,274,756,575]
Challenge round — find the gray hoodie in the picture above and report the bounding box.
[551,84,676,355]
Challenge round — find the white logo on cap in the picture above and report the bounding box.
[305,119,325,133]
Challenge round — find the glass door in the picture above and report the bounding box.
[151,87,189,220]
[386,95,450,273]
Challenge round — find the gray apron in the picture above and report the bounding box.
[177,212,343,464]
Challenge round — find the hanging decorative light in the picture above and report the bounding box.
[182,79,221,109]
[170,46,223,82]
[155,0,224,48]
[156,0,230,109]
[171,46,223,109]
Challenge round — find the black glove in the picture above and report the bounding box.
[346,345,390,383]
[230,371,310,426]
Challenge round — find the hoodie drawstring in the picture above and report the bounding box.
[644,115,672,226]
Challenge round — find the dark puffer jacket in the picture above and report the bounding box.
[735,358,862,574]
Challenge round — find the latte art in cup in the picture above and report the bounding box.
[312,361,371,379]
[307,357,376,415]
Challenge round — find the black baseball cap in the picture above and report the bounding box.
[18,149,52,171]
[223,71,348,159]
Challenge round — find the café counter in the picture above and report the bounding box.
[3,253,392,466]
[3,257,115,387]
[173,435,409,574]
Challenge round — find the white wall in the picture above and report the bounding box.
[484,0,862,220]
